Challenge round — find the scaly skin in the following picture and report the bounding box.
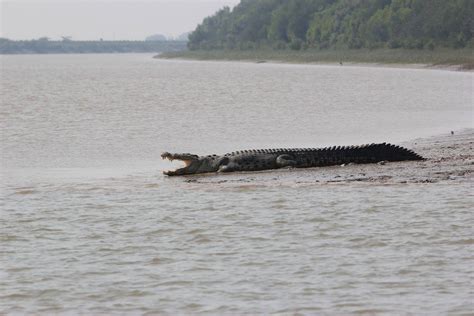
[161,143,424,176]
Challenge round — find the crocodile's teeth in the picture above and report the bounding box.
[162,157,191,175]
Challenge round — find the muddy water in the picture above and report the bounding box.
[1,54,473,314]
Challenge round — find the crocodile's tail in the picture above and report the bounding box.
[355,143,424,162]
[295,143,424,167]
[318,143,424,166]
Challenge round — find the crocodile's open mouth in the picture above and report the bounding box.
[161,152,198,176]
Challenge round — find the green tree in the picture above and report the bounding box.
[187,0,473,50]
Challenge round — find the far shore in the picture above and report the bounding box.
[157,48,474,72]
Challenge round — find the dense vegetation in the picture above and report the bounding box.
[0,38,187,54]
[188,0,473,51]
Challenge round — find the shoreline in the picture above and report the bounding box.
[175,129,474,185]
[159,57,468,73]
[156,48,474,72]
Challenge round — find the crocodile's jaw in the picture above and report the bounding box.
[162,159,193,176]
[161,152,201,176]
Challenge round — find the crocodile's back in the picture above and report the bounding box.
[223,143,423,169]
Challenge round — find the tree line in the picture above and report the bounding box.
[188,0,473,50]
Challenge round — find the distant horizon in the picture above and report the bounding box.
[1,0,239,41]
[0,34,190,42]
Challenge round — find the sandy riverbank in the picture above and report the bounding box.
[172,129,474,186]
[159,57,470,72]
[157,48,474,72]
[157,56,472,72]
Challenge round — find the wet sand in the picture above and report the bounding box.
[176,129,474,186]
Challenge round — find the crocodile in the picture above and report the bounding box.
[161,143,424,176]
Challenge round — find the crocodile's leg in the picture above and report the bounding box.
[276,154,297,168]
[217,157,235,173]
[218,165,234,172]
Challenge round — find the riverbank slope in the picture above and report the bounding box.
[158,48,474,71]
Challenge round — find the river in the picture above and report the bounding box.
[1,54,473,314]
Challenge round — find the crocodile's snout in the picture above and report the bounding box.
[161,152,201,176]
[161,152,199,161]
[161,152,172,160]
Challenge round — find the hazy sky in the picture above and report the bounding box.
[1,0,240,40]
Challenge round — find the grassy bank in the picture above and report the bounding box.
[158,48,474,70]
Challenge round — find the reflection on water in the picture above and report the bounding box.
[1,54,473,314]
